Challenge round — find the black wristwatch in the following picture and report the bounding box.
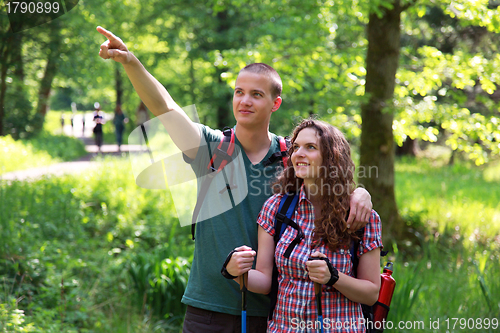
[221,250,238,279]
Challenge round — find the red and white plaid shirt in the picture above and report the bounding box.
[257,186,383,332]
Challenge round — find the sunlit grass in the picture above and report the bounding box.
[390,243,500,332]
[0,111,87,175]
[395,156,500,246]
[389,155,500,332]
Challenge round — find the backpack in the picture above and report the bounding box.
[191,128,289,240]
[269,193,388,331]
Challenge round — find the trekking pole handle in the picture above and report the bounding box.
[240,272,248,311]
[314,281,322,295]
[308,257,324,319]
[308,256,339,286]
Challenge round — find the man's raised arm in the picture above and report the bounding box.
[97,26,200,158]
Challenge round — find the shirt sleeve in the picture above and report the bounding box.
[182,124,221,176]
[256,194,283,237]
[358,209,383,257]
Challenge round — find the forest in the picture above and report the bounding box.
[1,0,499,332]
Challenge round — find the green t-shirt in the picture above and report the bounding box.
[181,124,285,316]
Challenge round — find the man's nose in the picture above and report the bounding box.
[241,94,252,105]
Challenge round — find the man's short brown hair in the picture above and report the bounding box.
[239,63,283,99]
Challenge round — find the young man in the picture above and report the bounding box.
[97,26,373,333]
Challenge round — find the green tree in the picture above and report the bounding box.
[359,0,500,242]
[0,12,42,139]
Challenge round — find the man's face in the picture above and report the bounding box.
[232,71,281,128]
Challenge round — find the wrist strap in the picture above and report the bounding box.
[324,258,339,286]
[308,257,339,286]
[221,249,238,279]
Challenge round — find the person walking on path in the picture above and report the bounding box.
[82,111,87,137]
[97,26,373,333]
[93,102,104,152]
[226,119,383,332]
[113,104,128,151]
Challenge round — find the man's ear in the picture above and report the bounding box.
[271,96,282,112]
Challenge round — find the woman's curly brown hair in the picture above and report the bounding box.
[272,119,357,252]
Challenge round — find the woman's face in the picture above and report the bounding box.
[291,127,323,184]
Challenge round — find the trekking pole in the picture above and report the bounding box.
[241,272,248,333]
[308,257,324,333]
[314,282,324,333]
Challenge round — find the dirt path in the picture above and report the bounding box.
[1,116,145,181]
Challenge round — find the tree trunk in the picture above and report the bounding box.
[216,67,233,129]
[36,22,61,118]
[0,19,24,136]
[0,43,8,136]
[215,10,233,129]
[359,1,403,244]
[115,64,123,107]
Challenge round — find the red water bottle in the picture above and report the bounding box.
[373,262,396,326]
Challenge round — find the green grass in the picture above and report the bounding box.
[388,241,500,332]
[395,157,500,247]
[387,156,500,332]
[0,111,88,175]
[0,157,192,332]
[0,132,87,174]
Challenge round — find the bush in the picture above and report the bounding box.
[3,82,42,140]
[127,244,191,327]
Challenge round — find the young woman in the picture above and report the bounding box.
[225,119,382,332]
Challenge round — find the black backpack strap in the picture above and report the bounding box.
[351,224,388,333]
[351,228,388,275]
[263,136,290,167]
[269,193,301,320]
[350,227,375,330]
[274,194,303,258]
[191,128,235,240]
[282,219,304,258]
[350,227,364,278]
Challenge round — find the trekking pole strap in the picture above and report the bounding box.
[221,249,238,280]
